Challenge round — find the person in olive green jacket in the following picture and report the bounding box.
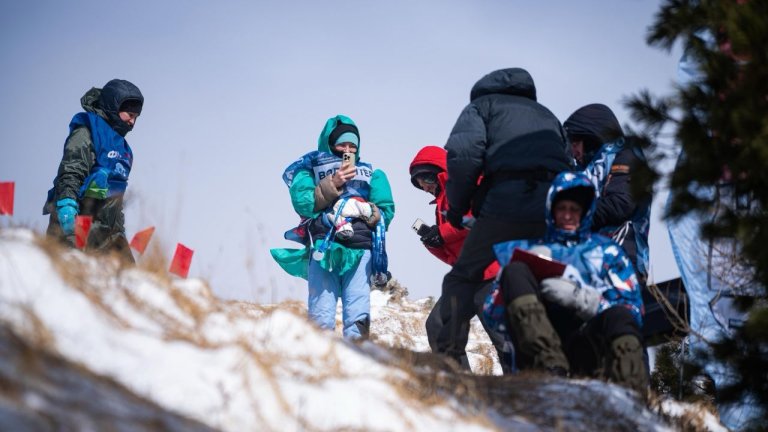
[271,115,395,339]
[43,79,143,263]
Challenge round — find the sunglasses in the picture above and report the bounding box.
[415,173,438,185]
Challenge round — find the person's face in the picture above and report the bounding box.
[119,111,140,128]
[333,142,358,154]
[570,139,584,165]
[553,199,582,231]
[416,175,438,196]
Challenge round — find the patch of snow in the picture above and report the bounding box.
[0,229,492,431]
[0,229,728,432]
[659,399,728,432]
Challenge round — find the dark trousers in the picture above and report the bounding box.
[434,216,545,363]
[426,282,512,373]
[46,209,135,265]
[501,261,643,375]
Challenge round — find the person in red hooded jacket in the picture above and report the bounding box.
[410,146,510,372]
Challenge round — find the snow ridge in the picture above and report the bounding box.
[0,229,725,431]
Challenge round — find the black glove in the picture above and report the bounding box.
[445,207,465,230]
[420,225,444,248]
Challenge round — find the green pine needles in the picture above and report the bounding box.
[626,1,767,427]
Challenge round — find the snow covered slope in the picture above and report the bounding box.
[0,229,726,431]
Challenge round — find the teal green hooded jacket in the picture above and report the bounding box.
[270,115,395,279]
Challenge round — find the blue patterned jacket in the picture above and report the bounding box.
[489,171,644,326]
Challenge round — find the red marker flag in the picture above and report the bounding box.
[74,215,93,249]
[129,226,156,254]
[169,243,194,278]
[0,182,14,215]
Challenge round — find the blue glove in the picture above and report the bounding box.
[56,198,79,236]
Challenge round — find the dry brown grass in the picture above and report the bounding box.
[15,304,56,352]
[647,392,721,432]
[8,230,482,430]
[134,239,172,283]
[468,345,496,376]
[35,235,135,330]
[28,231,301,426]
[375,277,410,303]
[10,230,722,431]
[36,232,218,345]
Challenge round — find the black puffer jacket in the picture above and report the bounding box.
[563,103,624,168]
[563,104,642,231]
[445,68,571,221]
[564,103,649,273]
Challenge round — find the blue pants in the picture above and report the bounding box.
[307,250,371,339]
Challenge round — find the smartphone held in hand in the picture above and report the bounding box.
[412,218,425,233]
[342,152,355,168]
[411,218,431,237]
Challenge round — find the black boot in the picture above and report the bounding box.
[507,295,569,374]
[354,316,370,340]
[608,334,648,396]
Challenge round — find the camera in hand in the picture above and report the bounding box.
[411,218,431,237]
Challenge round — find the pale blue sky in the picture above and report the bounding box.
[1,0,682,302]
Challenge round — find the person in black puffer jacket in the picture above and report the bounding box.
[435,68,572,367]
[563,103,651,282]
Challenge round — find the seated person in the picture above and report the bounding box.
[488,171,647,394]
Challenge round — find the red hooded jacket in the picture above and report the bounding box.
[409,146,500,280]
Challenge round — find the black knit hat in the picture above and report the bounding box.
[328,123,359,150]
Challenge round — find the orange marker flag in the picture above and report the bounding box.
[74,215,93,249]
[129,226,156,254]
[0,182,14,215]
[169,243,194,278]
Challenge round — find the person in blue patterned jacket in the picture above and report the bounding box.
[487,171,647,394]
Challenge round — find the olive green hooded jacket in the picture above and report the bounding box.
[44,84,141,260]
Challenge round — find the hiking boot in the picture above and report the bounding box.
[507,294,570,373]
[608,334,648,396]
[354,317,370,340]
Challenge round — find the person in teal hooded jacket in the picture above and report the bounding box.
[271,115,395,339]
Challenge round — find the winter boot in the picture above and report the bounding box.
[608,334,648,396]
[506,294,569,374]
[354,316,370,340]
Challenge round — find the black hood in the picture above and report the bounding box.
[563,103,623,145]
[564,103,623,167]
[469,68,536,102]
[84,79,144,137]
